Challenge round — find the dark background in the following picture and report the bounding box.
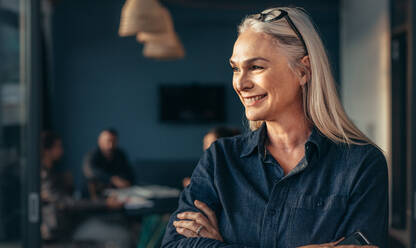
[49,0,340,188]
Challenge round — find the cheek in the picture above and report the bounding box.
[232,83,243,101]
[232,78,238,93]
[52,149,62,158]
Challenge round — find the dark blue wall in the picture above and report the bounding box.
[51,0,339,185]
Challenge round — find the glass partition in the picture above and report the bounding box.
[0,0,24,247]
[0,0,41,247]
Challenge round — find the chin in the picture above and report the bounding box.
[245,110,266,122]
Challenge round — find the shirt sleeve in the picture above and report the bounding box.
[334,147,389,247]
[161,146,253,248]
[82,152,111,184]
[118,151,135,184]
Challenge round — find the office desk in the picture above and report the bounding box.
[59,185,180,217]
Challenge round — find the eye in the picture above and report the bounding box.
[231,66,240,72]
[250,65,264,70]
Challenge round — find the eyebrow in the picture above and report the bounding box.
[229,57,270,65]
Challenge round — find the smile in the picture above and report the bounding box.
[243,94,267,106]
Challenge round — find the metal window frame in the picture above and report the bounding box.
[411,0,416,247]
[20,0,42,247]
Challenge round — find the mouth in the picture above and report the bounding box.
[243,93,267,106]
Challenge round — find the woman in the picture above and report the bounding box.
[162,7,387,248]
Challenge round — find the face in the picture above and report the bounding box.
[203,132,217,151]
[98,131,118,156]
[50,139,64,162]
[230,29,304,122]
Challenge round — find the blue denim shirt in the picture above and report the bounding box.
[162,124,388,248]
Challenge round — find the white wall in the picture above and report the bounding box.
[340,0,391,155]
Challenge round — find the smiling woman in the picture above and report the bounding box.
[161,6,387,248]
[230,29,306,127]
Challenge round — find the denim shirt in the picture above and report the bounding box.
[161,124,388,248]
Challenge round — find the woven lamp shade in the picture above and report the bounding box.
[118,0,166,37]
[142,38,185,60]
[137,7,185,59]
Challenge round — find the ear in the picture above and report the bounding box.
[299,55,311,86]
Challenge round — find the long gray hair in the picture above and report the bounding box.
[239,7,372,145]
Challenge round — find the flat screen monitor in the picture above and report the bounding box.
[159,84,225,123]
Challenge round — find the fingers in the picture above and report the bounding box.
[194,200,218,228]
[296,237,376,248]
[174,210,223,241]
[336,246,378,248]
[297,240,339,248]
[325,237,344,247]
[175,211,214,236]
[174,218,211,234]
[175,226,198,238]
[175,201,224,242]
[173,219,223,241]
[173,220,211,239]
[177,211,212,228]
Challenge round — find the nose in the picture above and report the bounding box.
[233,72,253,92]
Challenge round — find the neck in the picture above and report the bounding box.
[101,150,114,160]
[265,106,312,152]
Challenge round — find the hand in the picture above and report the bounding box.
[297,238,341,248]
[110,176,131,188]
[299,245,377,248]
[182,177,191,188]
[174,200,223,242]
[335,246,377,248]
[106,195,124,209]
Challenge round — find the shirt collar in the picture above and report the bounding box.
[305,125,326,159]
[240,123,327,159]
[240,123,267,158]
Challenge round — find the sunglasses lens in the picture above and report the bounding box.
[262,10,282,22]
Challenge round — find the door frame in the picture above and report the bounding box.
[21,0,43,247]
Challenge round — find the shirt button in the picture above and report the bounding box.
[269,209,277,216]
[316,200,323,207]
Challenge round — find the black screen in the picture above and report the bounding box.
[159,84,225,123]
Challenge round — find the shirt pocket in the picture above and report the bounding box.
[289,194,347,247]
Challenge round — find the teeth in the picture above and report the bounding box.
[244,94,266,104]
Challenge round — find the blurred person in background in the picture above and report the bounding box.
[83,128,135,204]
[182,126,241,188]
[40,131,74,241]
[74,128,134,247]
[202,126,242,151]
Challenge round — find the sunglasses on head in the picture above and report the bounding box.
[253,9,308,55]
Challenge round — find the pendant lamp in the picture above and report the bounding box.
[136,7,185,59]
[119,0,167,37]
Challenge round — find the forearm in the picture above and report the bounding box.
[83,157,112,184]
[89,168,112,183]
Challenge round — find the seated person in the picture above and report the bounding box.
[74,129,134,246]
[183,126,241,188]
[83,128,134,201]
[40,131,74,240]
[202,126,242,151]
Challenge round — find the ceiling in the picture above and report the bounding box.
[161,0,339,12]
